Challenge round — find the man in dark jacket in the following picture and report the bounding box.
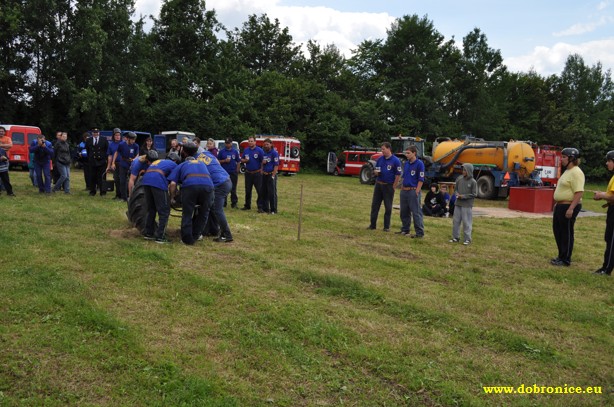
[52,132,71,194]
[29,135,54,193]
[85,128,109,196]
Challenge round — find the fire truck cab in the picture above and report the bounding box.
[240,135,300,175]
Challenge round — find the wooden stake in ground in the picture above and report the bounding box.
[298,183,304,240]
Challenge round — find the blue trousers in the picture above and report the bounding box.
[400,189,424,236]
[34,162,51,193]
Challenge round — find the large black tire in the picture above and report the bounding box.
[359,163,375,185]
[477,175,496,199]
[126,179,155,232]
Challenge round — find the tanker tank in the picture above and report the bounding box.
[432,140,536,179]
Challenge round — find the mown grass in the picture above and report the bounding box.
[0,170,612,406]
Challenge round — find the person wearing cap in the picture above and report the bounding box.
[592,150,614,276]
[551,147,585,267]
[168,142,214,245]
[197,149,234,242]
[218,138,241,208]
[241,135,265,211]
[261,138,280,214]
[86,128,109,196]
[141,150,178,243]
[106,128,123,199]
[113,132,140,201]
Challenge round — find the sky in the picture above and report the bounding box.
[134,0,614,77]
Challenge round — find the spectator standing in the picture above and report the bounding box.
[106,129,122,199]
[261,138,279,214]
[29,135,54,194]
[0,126,12,193]
[206,138,218,157]
[593,150,614,276]
[396,145,424,237]
[551,148,585,266]
[218,138,241,208]
[0,146,15,196]
[52,132,71,194]
[113,132,139,201]
[168,143,214,245]
[241,136,264,212]
[141,136,154,155]
[367,142,401,232]
[86,128,109,196]
[77,132,91,190]
[449,163,478,245]
[51,131,62,187]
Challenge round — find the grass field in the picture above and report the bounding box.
[0,169,612,406]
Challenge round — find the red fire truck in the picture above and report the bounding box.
[327,147,378,176]
[532,145,562,186]
[240,135,301,174]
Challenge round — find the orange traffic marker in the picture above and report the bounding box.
[504,172,510,180]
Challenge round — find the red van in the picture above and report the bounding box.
[0,124,42,169]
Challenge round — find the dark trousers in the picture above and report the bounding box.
[113,165,121,198]
[370,183,395,229]
[119,166,129,200]
[205,179,233,237]
[423,204,444,217]
[244,171,262,210]
[225,172,238,207]
[89,164,106,195]
[0,171,13,195]
[181,185,214,245]
[51,160,60,185]
[81,161,91,190]
[552,203,581,264]
[34,162,51,193]
[262,173,277,213]
[602,207,614,273]
[144,186,170,239]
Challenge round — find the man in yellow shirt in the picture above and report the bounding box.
[592,150,614,276]
[551,147,585,267]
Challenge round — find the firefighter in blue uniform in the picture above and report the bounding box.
[368,142,401,231]
[261,138,279,214]
[218,137,241,208]
[141,150,177,243]
[198,150,234,242]
[241,136,265,211]
[114,131,140,201]
[168,142,214,245]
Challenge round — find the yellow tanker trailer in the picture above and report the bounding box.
[429,138,536,199]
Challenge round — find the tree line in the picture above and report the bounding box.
[1,0,613,177]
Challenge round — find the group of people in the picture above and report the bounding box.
[368,142,614,276]
[368,142,476,245]
[130,135,280,245]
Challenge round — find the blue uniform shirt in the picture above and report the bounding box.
[130,158,149,176]
[117,142,139,169]
[243,146,264,172]
[197,151,230,186]
[142,159,177,191]
[78,141,88,158]
[168,159,214,190]
[375,155,402,184]
[218,147,241,174]
[107,140,122,162]
[262,148,280,173]
[402,159,425,187]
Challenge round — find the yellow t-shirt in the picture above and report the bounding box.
[607,174,614,195]
[553,166,585,202]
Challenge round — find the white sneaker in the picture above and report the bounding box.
[463,240,471,245]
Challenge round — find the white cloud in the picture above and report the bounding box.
[553,16,613,37]
[597,1,610,11]
[505,39,614,76]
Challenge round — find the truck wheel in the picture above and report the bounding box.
[477,175,496,199]
[126,179,156,233]
[359,164,375,185]
[290,147,300,158]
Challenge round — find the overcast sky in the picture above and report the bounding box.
[134,0,614,77]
